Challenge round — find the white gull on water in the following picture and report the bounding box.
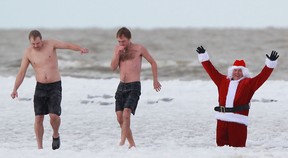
[0,76,287,157]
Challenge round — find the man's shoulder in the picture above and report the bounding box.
[43,40,59,50]
[24,46,32,54]
[42,39,60,45]
[132,43,147,53]
[133,43,145,48]
[43,39,54,45]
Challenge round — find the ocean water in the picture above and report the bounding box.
[1,28,287,80]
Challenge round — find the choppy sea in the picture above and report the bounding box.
[1,28,287,80]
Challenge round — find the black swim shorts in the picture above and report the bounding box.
[115,81,141,115]
[33,81,62,116]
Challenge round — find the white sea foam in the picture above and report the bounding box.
[1,76,287,157]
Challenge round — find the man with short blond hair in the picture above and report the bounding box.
[11,30,89,150]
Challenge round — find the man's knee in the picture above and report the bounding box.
[117,116,123,125]
[35,115,44,124]
[116,111,123,125]
[49,113,60,121]
[123,108,131,120]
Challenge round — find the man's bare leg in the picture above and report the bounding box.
[116,111,126,146]
[49,113,61,138]
[50,113,61,150]
[123,108,136,148]
[127,129,135,149]
[34,115,45,149]
[116,109,136,148]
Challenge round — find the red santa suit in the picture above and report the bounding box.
[198,51,277,147]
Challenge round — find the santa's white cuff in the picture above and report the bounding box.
[265,58,277,68]
[198,51,209,62]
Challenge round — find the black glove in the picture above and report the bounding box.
[196,46,206,54]
[266,51,279,61]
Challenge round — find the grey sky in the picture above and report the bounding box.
[1,0,287,29]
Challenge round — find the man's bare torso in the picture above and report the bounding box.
[27,40,61,83]
[119,44,142,83]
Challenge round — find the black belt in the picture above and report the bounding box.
[214,105,250,113]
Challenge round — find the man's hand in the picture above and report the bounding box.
[80,48,89,54]
[266,51,279,61]
[118,46,127,53]
[115,46,127,56]
[11,91,18,99]
[154,81,162,92]
[196,46,206,54]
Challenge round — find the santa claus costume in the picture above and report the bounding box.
[197,50,278,147]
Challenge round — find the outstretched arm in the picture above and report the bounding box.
[251,50,279,91]
[11,51,30,99]
[52,40,89,54]
[141,46,161,92]
[196,46,225,85]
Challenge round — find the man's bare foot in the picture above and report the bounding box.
[119,141,125,146]
[129,144,136,149]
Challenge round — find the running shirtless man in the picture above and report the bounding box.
[110,27,161,149]
[11,30,89,150]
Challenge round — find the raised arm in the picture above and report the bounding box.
[110,46,122,71]
[11,51,30,99]
[141,46,161,92]
[52,40,89,54]
[250,51,279,91]
[196,46,225,86]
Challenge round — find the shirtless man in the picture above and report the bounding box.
[11,30,88,150]
[110,27,161,148]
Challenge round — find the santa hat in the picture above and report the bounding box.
[227,60,251,79]
[233,60,246,67]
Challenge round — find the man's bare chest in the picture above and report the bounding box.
[120,51,134,61]
[29,51,57,66]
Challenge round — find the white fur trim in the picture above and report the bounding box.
[225,80,239,108]
[198,51,209,62]
[227,66,251,79]
[215,112,249,126]
[265,58,277,68]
